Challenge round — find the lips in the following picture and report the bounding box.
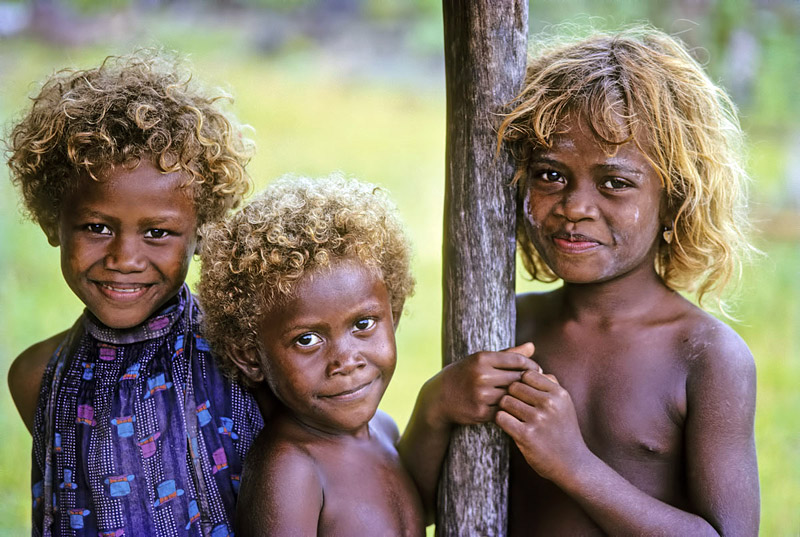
[320,378,375,401]
[94,281,153,300]
[551,232,601,253]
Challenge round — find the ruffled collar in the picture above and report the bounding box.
[82,284,189,345]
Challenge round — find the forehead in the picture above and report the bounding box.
[263,259,389,321]
[64,160,196,217]
[535,114,657,175]
[295,260,386,306]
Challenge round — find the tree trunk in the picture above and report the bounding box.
[438,1,528,536]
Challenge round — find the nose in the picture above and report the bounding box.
[325,341,367,377]
[104,235,147,273]
[555,181,600,222]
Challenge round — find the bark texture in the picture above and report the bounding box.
[438,1,528,536]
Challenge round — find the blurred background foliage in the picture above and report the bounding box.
[1,0,798,534]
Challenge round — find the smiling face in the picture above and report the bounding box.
[252,259,397,436]
[54,160,198,329]
[521,115,667,285]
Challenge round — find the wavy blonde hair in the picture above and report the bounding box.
[498,25,755,308]
[198,173,415,384]
[7,49,254,235]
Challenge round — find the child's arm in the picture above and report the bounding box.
[397,343,536,521]
[496,327,758,536]
[7,331,66,434]
[235,443,323,537]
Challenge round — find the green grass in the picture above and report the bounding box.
[1,10,798,536]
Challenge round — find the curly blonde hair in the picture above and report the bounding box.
[498,25,755,308]
[6,49,254,236]
[198,173,415,384]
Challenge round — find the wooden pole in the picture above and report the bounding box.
[438,2,528,536]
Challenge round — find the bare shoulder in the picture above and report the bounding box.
[677,304,754,374]
[8,330,68,434]
[237,429,324,536]
[676,304,759,535]
[673,304,756,410]
[243,426,321,485]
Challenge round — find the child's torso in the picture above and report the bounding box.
[315,434,424,536]
[32,286,264,537]
[510,291,696,536]
[254,412,425,537]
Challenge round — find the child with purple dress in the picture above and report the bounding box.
[7,50,264,536]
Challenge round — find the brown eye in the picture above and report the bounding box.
[531,169,564,184]
[87,223,111,235]
[145,228,170,239]
[354,318,376,331]
[296,333,322,347]
[601,178,629,189]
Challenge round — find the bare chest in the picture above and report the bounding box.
[508,328,691,535]
[315,442,425,537]
[535,329,688,461]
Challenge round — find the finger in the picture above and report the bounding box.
[507,379,552,407]
[495,410,524,437]
[498,393,536,422]
[486,369,530,389]
[484,350,541,373]
[504,342,535,358]
[520,369,559,391]
[476,386,514,405]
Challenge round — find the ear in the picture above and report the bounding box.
[230,347,266,384]
[41,223,60,247]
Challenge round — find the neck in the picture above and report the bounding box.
[558,266,676,325]
[276,405,372,442]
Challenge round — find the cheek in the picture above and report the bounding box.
[521,191,549,232]
[162,243,196,279]
[267,357,316,396]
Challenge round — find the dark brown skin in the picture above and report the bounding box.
[504,285,758,536]
[397,344,536,523]
[237,409,424,537]
[401,115,758,535]
[8,331,66,433]
[495,116,759,536]
[232,261,425,536]
[9,161,200,435]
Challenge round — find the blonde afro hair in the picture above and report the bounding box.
[7,49,254,236]
[198,173,414,384]
[498,25,756,309]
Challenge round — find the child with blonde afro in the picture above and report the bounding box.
[199,174,536,535]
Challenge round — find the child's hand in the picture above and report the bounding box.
[495,369,590,483]
[422,342,538,430]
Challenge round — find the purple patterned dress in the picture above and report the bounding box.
[31,284,264,536]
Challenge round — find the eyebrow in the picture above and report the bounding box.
[529,155,647,178]
[282,300,387,333]
[73,209,185,226]
[527,156,562,168]
[595,162,646,177]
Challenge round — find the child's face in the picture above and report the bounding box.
[54,160,198,329]
[521,115,665,284]
[254,259,397,436]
